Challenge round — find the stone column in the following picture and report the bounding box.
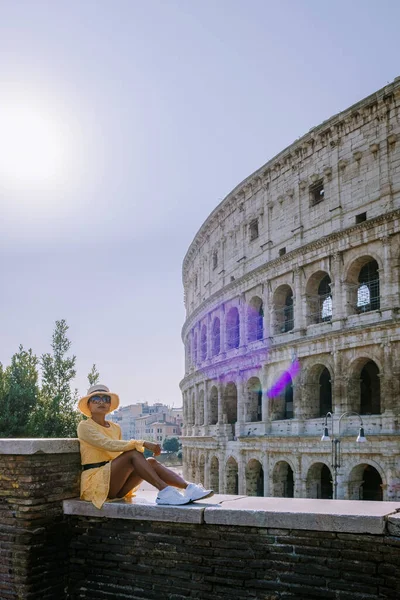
[238,453,246,495]
[380,235,393,309]
[182,390,187,435]
[293,266,305,333]
[331,251,345,323]
[263,281,271,339]
[261,365,270,433]
[294,456,303,498]
[203,379,209,429]
[263,451,270,496]
[292,380,305,434]
[346,377,360,414]
[332,350,346,414]
[193,385,199,428]
[217,381,224,425]
[382,341,394,413]
[236,375,246,437]
[204,454,210,489]
[206,313,212,360]
[220,305,226,355]
[239,293,246,347]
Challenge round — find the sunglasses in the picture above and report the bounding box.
[89,395,111,404]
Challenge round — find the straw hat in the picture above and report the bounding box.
[78,384,120,418]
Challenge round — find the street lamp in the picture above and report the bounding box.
[320,411,367,499]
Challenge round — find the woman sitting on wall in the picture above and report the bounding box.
[77,384,213,509]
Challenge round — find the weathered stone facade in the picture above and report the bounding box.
[180,77,400,501]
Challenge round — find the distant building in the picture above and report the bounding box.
[109,401,183,442]
[150,421,180,444]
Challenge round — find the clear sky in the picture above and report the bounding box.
[1,0,399,407]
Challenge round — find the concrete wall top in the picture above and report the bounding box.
[63,490,400,535]
[0,438,80,454]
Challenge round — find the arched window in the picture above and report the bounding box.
[226,307,240,349]
[247,297,264,342]
[272,461,294,498]
[246,377,262,422]
[284,293,294,332]
[200,325,207,361]
[357,260,380,312]
[246,460,264,497]
[273,285,294,334]
[211,317,220,356]
[360,361,381,414]
[284,378,293,419]
[319,367,332,416]
[319,275,332,321]
[306,463,333,499]
[306,271,332,324]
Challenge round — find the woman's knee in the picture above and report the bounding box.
[146,457,157,467]
[124,449,142,465]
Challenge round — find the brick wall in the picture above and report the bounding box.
[0,440,80,599]
[67,517,400,600]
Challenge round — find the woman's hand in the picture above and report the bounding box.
[143,441,162,456]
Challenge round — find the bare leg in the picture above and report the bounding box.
[109,450,168,498]
[115,471,143,498]
[147,458,188,489]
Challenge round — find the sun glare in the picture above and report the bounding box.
[0,102,71,190]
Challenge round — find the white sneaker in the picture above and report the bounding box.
[184,483,214,502]
[156,486,191,505]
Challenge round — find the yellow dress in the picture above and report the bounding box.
[77,418,145,509]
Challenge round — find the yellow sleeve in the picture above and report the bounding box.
[77,421,145,453]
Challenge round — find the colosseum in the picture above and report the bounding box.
[180,77,400,502]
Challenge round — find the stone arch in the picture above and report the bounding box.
[211,317,220,356]
[305,270,332,324]
[245,459,264,496]
[272,284,294,334]
[222,382,238,424]
[347,357,381,415]
[306,462,333,499]
[198,454,205,486]
[247,296,264,342]
[269,373,293,420]
[272,461,295,497]
[246,377,262,422]
[303,363,333,419]
[208,385,218,425]
[210,456,219,493]
[198,389,205,425]
[345,255,381,315]
[226,307,240,349]
[226,456,239,494]
[348,463,384,501]
[200,324,207,361]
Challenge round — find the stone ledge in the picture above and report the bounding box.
[387,512,400,536]
[0,438,80,454]
[63,492,400,534]
[63,492,238,524]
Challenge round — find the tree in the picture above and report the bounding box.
[29,320,80,437]
[0,346,39,437]
[87,363,100,386]
[163,436,180,453]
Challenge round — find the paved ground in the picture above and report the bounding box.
[137,465,183,491]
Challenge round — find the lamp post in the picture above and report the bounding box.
[321,411,367,499]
